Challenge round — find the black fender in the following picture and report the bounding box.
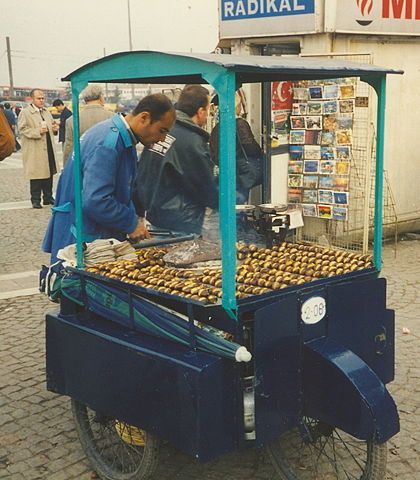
[303,337,399,443]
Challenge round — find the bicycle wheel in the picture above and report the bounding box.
[71,399,160,480]
[266,417,387,480]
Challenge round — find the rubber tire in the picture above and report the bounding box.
[266,418,387,480]
[71,399,160,480]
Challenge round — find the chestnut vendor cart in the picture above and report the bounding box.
[45,51,402,480]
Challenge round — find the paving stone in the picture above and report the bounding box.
[0,158,419,479]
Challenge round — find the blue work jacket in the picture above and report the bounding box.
[42,114,138,263]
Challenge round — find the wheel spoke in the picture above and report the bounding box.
[72,400,159,477]
[267,417,385,480]
[334,430,366,472]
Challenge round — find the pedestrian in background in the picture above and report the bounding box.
[210,91,263,204]
[3,103,17,143]
[0,109,15,161]
[63,85,113,164]
[52,99,72,153]
[18,89,59,209]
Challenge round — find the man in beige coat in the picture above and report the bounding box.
[63,84,113,164]
[18,89,59,208]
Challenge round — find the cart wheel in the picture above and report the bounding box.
[71,399,160,480]
[266,417,387,480]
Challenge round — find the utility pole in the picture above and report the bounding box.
[127,0,133,51]
[103,48,108,101]
[6,37,14,98]
[127,0,135,100]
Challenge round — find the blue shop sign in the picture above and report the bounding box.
[221,0,315,21]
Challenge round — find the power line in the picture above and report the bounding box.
[11,49,90,60]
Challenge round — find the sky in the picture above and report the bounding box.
[0,0,220,89]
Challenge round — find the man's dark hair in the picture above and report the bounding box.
[177,85,209,117]
[52,99,64,107]
[4,103,10,109]
[132,93,174,122]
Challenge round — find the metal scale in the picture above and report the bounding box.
[236,203,293,248]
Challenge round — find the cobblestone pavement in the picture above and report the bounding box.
[0,151,419,479]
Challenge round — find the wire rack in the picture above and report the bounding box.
[295,53,397,254]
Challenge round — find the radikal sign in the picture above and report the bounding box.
[328,0,420,34]
[219,0,318,38]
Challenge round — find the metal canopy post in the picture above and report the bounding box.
[362,74,387,271]
[71,80,88,268]
[204,71,237,316]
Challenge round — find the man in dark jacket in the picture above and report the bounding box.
[133,85,218,235]
[52,99,72,151]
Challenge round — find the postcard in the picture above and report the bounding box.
[339,99,355,114]
[304,160,319,174]
[336,130,353,145]
[305,130,321,145]
[303,175,318,188]
[306,115,322,130]
[319,160,335,174]
[323,115,338,131]
[319,190,334,204]
[307,101,323,115]
[333,176,350,191]
[336,146,351,160]
[289,130,305,144]
[332,206,348,221]
[273,111,289,130]
[355,96,369,108]
[323,84,339,99]
[335,161,350,175]
[309,86,323,99]
[319,176,334,189]
[321,146,335,160]
[288,161,303,174]
[289,145,304,160]
[304,145,321,160]
[340,84,355,99]
[302,189,318,203]
[292,103,307,115]
[323,100,338,114]
[288,188,303,203]
[288,174,303,188]
[290,116,306,129]
[293,88,309,101]
[320,132,336,146]
[302,203,317,217]
[318,204,333,219]
[337,116,353,130]
[333,191,349,205]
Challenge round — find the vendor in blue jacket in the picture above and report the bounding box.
[42,94,175,263]
[133,85,218,235]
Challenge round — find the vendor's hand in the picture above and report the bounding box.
[128,218,151,243]
[52,122,59,132]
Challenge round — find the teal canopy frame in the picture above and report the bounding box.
[63,50,402,318]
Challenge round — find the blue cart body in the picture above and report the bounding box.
[46,269,398,463]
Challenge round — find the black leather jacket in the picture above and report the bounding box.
[133,111,218,234]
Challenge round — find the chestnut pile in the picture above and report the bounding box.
[85,243,373,305]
